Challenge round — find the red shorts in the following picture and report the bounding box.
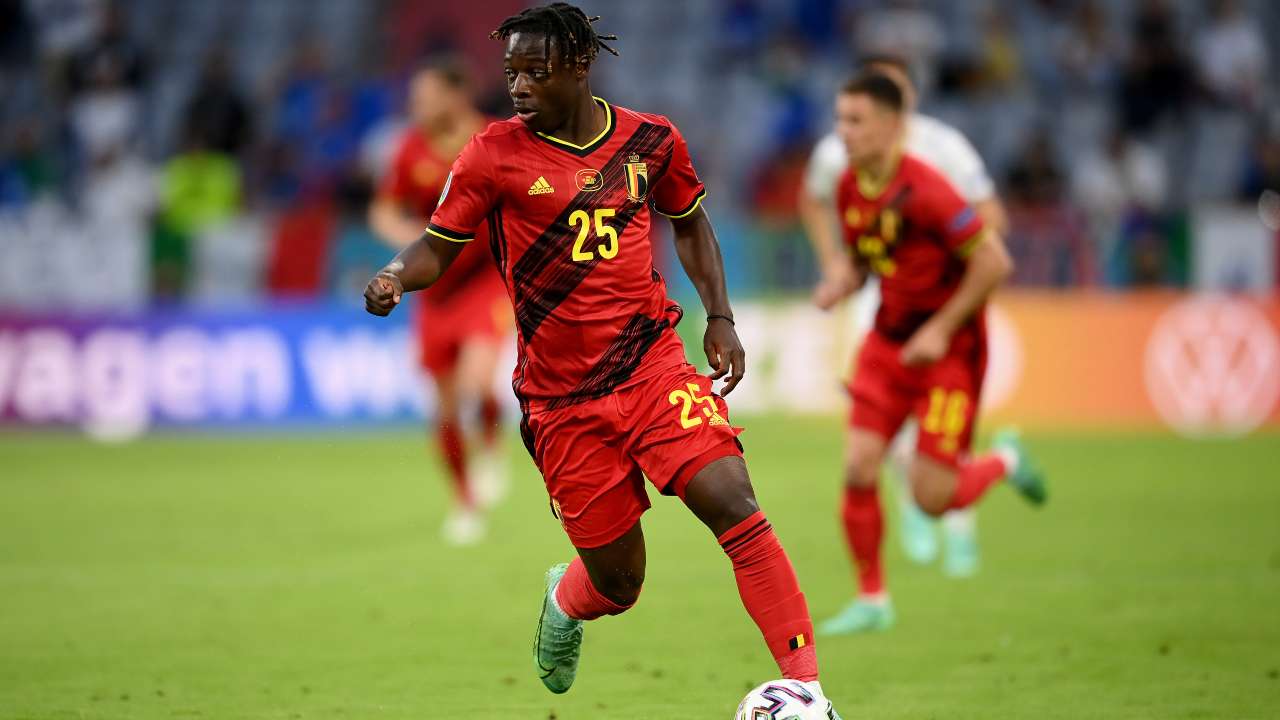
[522,361,744,549]
[848,329,987,469]
[414,276,511,377]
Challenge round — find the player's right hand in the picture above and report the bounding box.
[364,272,403,316]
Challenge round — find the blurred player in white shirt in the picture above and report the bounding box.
[799,55,1008,578]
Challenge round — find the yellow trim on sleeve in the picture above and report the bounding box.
[424,226,473,243]
[535,97,613,151]
[954,229,988,258]
[655,191,706,219]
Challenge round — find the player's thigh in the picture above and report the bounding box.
[911,354,981,470]
[909,454,958,517]
[847,333,914,479]
[431,367,461,420]
[626,365,744,497]
[453,336,502,399]
[574,520,646,605]
[525,403,651,551]
[845,427,889,489]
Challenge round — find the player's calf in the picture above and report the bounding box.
[684,457,818,682]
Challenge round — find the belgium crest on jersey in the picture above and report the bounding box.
[624,154,648,202]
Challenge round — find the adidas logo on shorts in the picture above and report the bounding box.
[528,176,555,195]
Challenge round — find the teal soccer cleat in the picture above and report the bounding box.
[533,563,584,694]
[816,597,895,636]
[993,429,1048,506]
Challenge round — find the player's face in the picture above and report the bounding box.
[409,71,460,130]
[504,32,585,134]
[835,92,902,168]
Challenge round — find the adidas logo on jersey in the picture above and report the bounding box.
[528,176,555,195]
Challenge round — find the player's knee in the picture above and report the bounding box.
[843,456,880,490]
[594,568,644,609]
[910,478,951,517]
[683,457,759,535]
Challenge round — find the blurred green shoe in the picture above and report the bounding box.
[534,563,583,694]
[817,598,895,636]
[994,429,1048,506]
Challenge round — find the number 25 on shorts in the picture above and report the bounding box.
[669,382,725,430]
[570,208,618,261]
[922,388,968,452]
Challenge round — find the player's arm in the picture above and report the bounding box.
[368,196,428,250]
[797,186,844,280]
[364,233,467,316]
[799,136,863,309]
[670,205,746,396]
[974,197,1008,238]
[365,137,496,317]
[901,231,1013,366]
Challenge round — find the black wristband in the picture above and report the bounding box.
[707,314,735,326]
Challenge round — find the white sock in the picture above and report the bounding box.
[996,446,1019,475]
[858,591,890,606]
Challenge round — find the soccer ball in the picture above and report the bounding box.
[735,679,835,720]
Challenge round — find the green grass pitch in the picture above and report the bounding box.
[2,418,1279,719]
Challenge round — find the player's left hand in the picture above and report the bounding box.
[901,322,951,367]
[705,317,746,396]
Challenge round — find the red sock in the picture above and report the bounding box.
[718,512,818,682]
[436,420,471,507]
[553,557,632,620]
[947,454,1009,510]
[841,485,884,595]
[480,395,501,447]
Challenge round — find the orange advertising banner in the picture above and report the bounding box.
[982,291,1280,435]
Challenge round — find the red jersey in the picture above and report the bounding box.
[837,152,987,346]
[378,126,501,307]
[428,98,706,409]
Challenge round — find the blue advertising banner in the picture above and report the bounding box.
[0,304,476,436]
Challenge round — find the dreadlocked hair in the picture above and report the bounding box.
[489,3,619,69]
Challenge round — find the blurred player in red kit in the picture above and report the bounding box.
[369,59,511,546]
[363,4,841,714]
[816,72,1049,636]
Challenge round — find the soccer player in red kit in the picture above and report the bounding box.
[364,5,840,713]
[369,59,512,546]
[816,73,1048,636]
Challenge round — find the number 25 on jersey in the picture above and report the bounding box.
[570,208,618,262]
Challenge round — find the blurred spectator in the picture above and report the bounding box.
[1117,0,1193,135]
[1241,122,1280,200]
[26,0,101,64]
[856,0,944,93]
[1055,1,1117,96]
[1071,127,1168,284]
[183,51,252,158]
[978,5,1022,94]
[0,0,35,68]
[65,2,146,165]
[0,119,57,207]
[1194,0,1269,111]
[1004,130,1095,286]
[81,142,155,308]
[64,1,145,95]
[154,128,241,298]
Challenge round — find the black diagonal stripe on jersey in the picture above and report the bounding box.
[487,207,508,276]
[544,312,670,410]
[511,122,672,343]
